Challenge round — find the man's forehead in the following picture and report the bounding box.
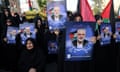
[12,30,16,32]
[25,27,30,29]
[77,29,86,33]
[105,27,109,30]
[54,6,60,10]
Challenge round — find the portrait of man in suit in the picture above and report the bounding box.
[49,42,57,50]
[9,29,17,39]
[7,27,18,44]
[23,27,33,38]
[51,6,63,21]
[102,26,112,38]
[48,41,58,54]
[7,29,17,43]
[21,27,33,44]
[47,4,67,29]
[100,25,112,45]
[72,29,88,49]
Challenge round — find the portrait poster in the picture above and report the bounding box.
[7,26,19,44]
[65,22,95,61]
[47,0,67,30]
[115,22,120,42]
[19,23,36,44]
[48,41,58,54]
[47,29,60,54]
[100,23,112,45]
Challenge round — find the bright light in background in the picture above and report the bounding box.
[0,0,1,5]
[66,0,78,13]
[114,0,120,13]
[20,0,29,13]
[88,0,95,10]
[88,0,110,11]
[19,0,79,13]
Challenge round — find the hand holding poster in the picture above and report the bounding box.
[65,22,95,61]
[19,23,36,44]
[7,26,19,44]
[100,23,112,45]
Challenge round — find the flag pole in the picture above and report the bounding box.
[28,0,32,11]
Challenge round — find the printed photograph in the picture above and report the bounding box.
[65,22,95,61]
[47,0,67,30]
[7,26,19,44]
[100,23,112,45]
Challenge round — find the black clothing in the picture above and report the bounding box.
[12,13,21,27]
[20,16,26,23]
[72,40,88,48]
[94,25,100,37]
[51,15,63,21]
[0,43,18,72]
[36,25,45,51]
[18,47,45,72]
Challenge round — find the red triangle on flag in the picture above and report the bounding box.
[80,0,95,22]
[101,0,112,19]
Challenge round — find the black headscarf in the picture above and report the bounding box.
[18,38,45,72]
[24,38,36,53]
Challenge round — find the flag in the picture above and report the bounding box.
[109,0,115,32]
[79,0,95,22]
[28,0,32,11]
[101,0,112,19]
[101,0,115,30]
[101,0,113,23]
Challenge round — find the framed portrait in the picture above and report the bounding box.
[100,23,112,45]
[65,22,95,61]
[47,0,67,30]
[19,23,36,44]
[7,26,19,44]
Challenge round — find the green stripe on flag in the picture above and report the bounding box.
[103,18,110,23]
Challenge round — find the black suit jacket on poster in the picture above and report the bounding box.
[24,32,33,37]
[72,39,88,48]
[103,33,110,37]
[51,15,63,21]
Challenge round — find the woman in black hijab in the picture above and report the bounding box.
[93,15,113,72]
[18,38,45,72]
[0,18,18,72]
[35,18,45,48]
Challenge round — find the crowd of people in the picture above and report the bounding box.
[0,8,120,72]
[0,8,82,72]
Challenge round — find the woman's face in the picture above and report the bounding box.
[97,19,103,25]
[75,16,81,22]
[5,11,9,15]
[6,19,12,26]
[37,20,41,24]
[26,40,34,50]
[37,20,41,27]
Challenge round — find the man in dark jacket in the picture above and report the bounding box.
[72,29,88,49]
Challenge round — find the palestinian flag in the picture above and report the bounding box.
[78,0,95,22]
[101,0,114,23]
[101,0,115,32]
[28,0,32,11]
